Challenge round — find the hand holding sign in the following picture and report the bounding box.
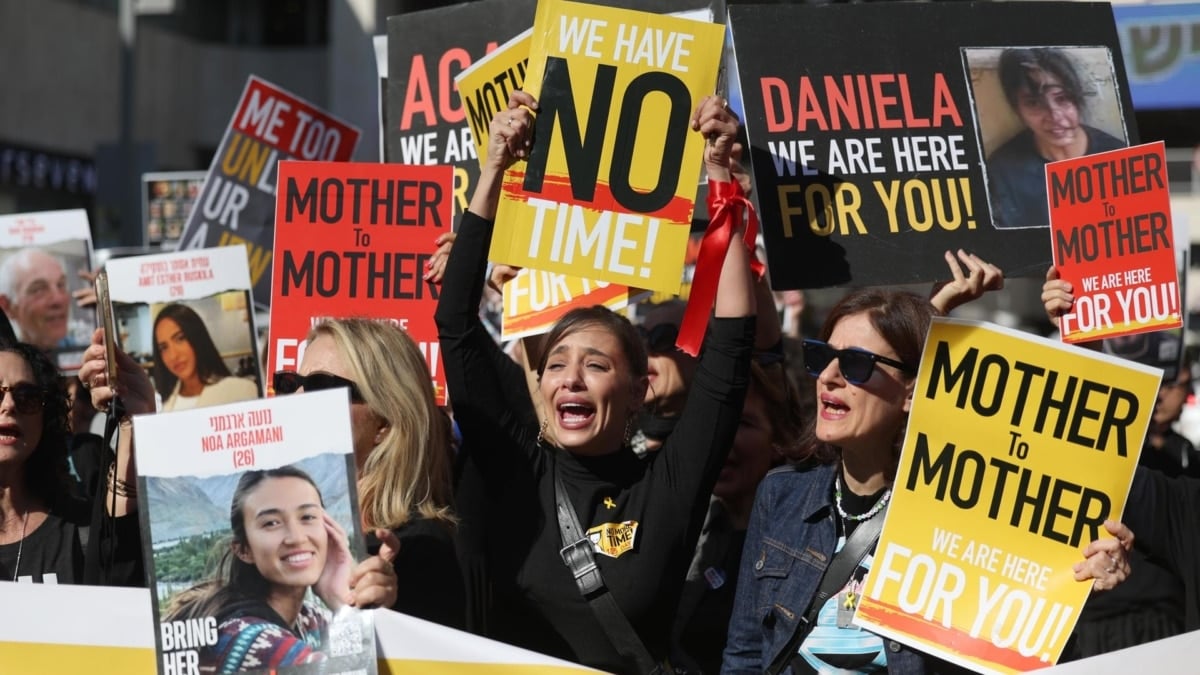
[472,91,539,220]
[489,91,538,169]
[691,94,740,181]
[1073,519,1134,592]
[1042,266,1076,333]
[79,327,157,417]
[349,529,401,609]
[676,96,761,355]
[424,231,457,284]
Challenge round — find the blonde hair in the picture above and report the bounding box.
[308,318,455,530]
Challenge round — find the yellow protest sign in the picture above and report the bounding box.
[457,29,532,168]
[855,317,1159,674]
[501,267,635,340]
[490,0,722,293]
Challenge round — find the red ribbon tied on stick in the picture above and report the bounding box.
[675,179,762,357]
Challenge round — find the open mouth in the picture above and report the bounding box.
[0,423,23,441]
[820,395,849,419]
[557,401,596,430]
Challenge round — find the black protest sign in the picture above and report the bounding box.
[729,2,1137,289]
[386,0,539,225]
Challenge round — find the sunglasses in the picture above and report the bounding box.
[272,371,364,403]
[801,339,916,385]
[0,383,45,415]
[637,323,679,354]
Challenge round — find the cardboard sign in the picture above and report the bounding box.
[1048,142,1179,342]
[456,29,534,168]
[0,209,95,372]
[134,389,374,675]
[489,0,721,293]
[268,160,453,405]
[728,2,1137,289]
[175,76,360,308]
[104,246,263,411]
[854,318,1159,674]
[500,267,633,340]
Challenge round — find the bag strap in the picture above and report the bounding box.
[554,471,663,675]
[764,503,888,675]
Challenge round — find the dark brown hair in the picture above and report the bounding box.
[998,48,1086,112]
[536,306,648,381]
[788,288,934,465]
[750,359,809,458]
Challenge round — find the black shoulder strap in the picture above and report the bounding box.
[553,471,663,675]
[765,505,887,675]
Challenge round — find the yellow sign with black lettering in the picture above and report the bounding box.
[587,520,639,558]
[489,0,722,293]
[855,317,1159,674]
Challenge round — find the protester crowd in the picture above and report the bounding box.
[0,68,1194,675]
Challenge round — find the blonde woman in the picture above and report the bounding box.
[274,318,463,628]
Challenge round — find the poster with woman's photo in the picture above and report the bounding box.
[963,46,1130,230]
[0,209,96,372]
[728,2,1136,288]
[133,388,376,675]
[104,246,263,411]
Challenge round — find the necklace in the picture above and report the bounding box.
[835,474,892,522]
[11,510,29,582]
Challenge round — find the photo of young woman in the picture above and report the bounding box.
[164,465,384,672]
[152,302,258,411]
[964,46,1128,229]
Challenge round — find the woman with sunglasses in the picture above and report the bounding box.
[153,303,258,411]
[724,286,1131,674]
[434,90,755,672]
[722,289,937,674]
[3,338,150,585]
[274,318,464,628]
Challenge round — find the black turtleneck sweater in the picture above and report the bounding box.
[436,211,753,672]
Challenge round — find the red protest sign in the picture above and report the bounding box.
[232,78,360,161]
[1048,141,1179,343]
[269,160,453,405]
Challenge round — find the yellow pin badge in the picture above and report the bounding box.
[586,521,639,558]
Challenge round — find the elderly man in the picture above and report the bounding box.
[0,247,72,351]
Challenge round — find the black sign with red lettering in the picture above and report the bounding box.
[729,2,1137,288]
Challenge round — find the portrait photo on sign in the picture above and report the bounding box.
[962,46,1129,230]
[144,454,369,673]
[0,241,95,370]
[112,291,262,412]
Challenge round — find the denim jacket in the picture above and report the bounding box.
[721,462,928,675]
